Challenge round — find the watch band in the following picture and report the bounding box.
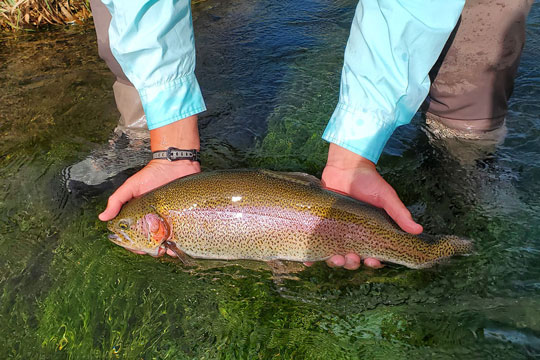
[152,148,201,162]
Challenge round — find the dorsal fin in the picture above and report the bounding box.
[259,170,322,187]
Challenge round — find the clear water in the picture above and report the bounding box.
[1,0,539,358]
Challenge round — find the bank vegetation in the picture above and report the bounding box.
[0,0,91,30]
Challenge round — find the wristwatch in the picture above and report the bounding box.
[152,147,201,162]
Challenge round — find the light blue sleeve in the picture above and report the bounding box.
[101,0,206,130]
[322,0,465,163]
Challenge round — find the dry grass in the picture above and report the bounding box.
[0,0,91,30]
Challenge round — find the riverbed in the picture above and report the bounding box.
[1,1,539,358]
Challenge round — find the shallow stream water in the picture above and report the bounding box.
[1,0,540,358]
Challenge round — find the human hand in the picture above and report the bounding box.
[99,159,200,257]
[100,115,201,257]
[306,143,423,270]
[98,159,200,222]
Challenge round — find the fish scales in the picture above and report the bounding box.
[107,170,472,269]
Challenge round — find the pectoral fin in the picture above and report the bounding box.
[164,241,197,267]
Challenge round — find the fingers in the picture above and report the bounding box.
[343,254,361,270]
[381,185,423,235]
[363,258,383,269]
[326,255,346,267]
[325,254,381,270]
[98,181,136,221]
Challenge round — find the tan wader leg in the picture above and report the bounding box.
[89,0,148,137]
[426,0,534,136]
[60,0,150,194]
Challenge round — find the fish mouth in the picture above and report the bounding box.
[108,233,163,256]
[108,233,131,248]
[108,233,132,248]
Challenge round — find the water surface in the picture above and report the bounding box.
[1,0,540,358]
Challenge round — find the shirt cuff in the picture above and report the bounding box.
[322,103,395,163]
[138,72,206,130]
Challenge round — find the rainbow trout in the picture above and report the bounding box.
[107,170,472,269]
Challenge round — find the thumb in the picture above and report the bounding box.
[380,185,423,235]
[98,183,136,221]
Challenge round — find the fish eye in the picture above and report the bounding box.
[119,222,129,230]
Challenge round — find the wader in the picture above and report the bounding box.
[89,0,147,135]
[90,0,534,142]
[425,0,533,136]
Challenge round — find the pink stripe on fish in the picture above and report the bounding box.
[166,205,382,261]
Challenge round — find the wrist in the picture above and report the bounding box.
[323,143,377,194]
[148,158,201,174]
[150,115,200,152]
[152,148,200,163]
[325,143,375,170]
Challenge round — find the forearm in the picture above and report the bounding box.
[101,0,206,129]
[150,115,200,152]
[323,0,465,163]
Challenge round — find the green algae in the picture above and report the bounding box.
[252,46,342,175]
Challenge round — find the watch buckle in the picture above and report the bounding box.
[166,147,177,161]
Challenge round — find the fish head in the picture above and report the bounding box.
[107,200,169,256]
